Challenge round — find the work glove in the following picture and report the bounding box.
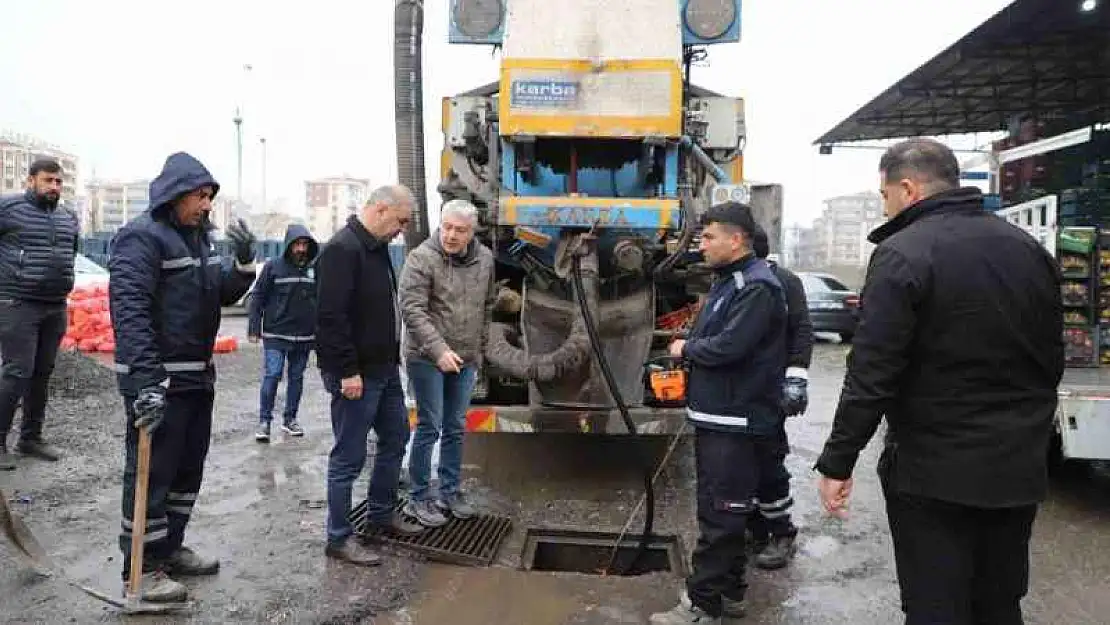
[782,376,808,417]
[132,386,167,432]
[226,218,257,266]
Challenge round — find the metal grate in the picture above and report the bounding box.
[349,499,513,567]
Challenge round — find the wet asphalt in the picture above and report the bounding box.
[0,315,1108,624]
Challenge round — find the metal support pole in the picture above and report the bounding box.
[234,109,243,203]
[260,137,267,213]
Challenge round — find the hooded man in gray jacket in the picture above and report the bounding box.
[399,199,496,528]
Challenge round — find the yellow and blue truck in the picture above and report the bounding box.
[393,0,783,435]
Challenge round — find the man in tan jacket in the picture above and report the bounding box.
[399,199,496,527]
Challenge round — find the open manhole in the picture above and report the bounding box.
[521,528,685,576]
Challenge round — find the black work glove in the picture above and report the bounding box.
[133,386,167,432]
[226,218,257,266]
[782,377,808,417]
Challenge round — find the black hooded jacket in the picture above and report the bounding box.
[248,224,319,349]
[109,152,256,394]
[816,187,1064,508]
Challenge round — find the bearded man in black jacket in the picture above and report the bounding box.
[816,138,1064,625]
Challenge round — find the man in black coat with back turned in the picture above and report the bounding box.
[816,138,1064,625]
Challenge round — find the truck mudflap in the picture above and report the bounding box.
[405,401,687,434]
[1056,385,1110,461]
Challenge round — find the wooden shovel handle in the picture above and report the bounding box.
[127,425,153,597]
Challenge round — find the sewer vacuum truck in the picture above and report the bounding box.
[393,0,782,434]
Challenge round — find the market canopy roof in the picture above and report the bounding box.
[815,0,1110,145]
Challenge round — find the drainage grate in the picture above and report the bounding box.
[521,528,685,577]
[349,499,513,567]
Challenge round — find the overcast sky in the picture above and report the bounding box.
[1,0,1012,226]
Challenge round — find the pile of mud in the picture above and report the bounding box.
[47,350,117,399]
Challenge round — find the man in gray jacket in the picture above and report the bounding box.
[0,158,79,470]
[399,199,496,527]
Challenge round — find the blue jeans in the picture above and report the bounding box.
[406,359,478,502]
[321,369,409,547]
[258,345,311,424]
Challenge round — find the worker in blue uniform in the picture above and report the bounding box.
[109,152,257,603]
[652,202,787,625]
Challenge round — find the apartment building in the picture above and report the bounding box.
[790,192,884,269]
[85,179,150,233]
[0,131,79,206]
[305,176,370,239]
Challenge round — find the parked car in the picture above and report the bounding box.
[73,253,110,289]
[798,271,860,342]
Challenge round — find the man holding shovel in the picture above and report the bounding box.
[109,152,257,602]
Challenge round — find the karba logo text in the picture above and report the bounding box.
[511,80,580,105]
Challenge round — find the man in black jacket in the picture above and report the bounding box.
[248,224,319,442]
[315,184,423,568]
[748,224,814,570]
[816,138,1064,625]
[651,202,786,625]
[0,158,79,469]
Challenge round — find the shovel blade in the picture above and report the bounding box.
[122,601,192,615]
[0,487,52,571]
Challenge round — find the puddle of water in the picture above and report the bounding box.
[381,565,582,625]
[802,535,841,558]
[205,489,262,516]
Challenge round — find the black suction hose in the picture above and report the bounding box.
[570,255,655,575]
[394,0,430,251]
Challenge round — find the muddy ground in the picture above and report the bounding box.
[2,317,1110,624]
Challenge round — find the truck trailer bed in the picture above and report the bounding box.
[1057,368,1110,461]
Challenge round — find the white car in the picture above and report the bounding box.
[73,253,110,289]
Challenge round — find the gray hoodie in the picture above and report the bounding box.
[399,232,496,366]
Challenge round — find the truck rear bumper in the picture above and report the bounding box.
[406,402,688,434]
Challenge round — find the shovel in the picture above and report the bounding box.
[0,424,189,614]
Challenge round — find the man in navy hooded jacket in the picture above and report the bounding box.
[109,152,257,603]
[248,224,318,442]
[652,202,787,625]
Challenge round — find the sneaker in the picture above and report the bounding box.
[122,570,188,603]
[754,534,797,570]
[325,539,382,567]
[721,595,746,619]
[0,445,15,471]
[649,591,721,625]
[164,546,219,576]
[281,421,305,437]
[368,510,425,536]
[404,499,448,528]
[436,492,477,519]
[16,439,59,461]
[255,422,271,443]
